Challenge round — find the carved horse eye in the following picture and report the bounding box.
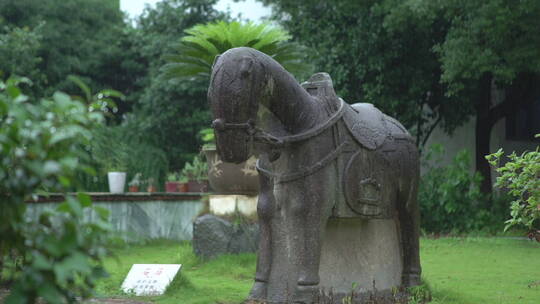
[212,118,226,131]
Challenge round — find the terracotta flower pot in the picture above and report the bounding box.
[147,185,157,193]
[128,185,139,192]
[203,147,259,195]
[165,181,180,192]
[179,182,189,193]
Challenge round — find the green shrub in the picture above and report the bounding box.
[419,145,506,234]
[0,78,111,303]
[486,138,540,235]
[181,154,208,181]
[79,124,169,192]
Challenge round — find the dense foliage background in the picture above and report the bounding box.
[1,0,539,300]
[0,0,227,179]
[0,0,535,220]
[2,0,537,188]
[262,0,540,194]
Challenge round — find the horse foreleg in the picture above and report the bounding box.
[289,178,334,303]
[248,174,275,301]
[398,170,422,287]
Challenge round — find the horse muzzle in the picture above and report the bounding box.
[215,130,251,164]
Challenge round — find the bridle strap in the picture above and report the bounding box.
[212,118,256,134]
[269,99,345,145]
[213,100,348,184]
[256,140,349,183]
[212,99,345,148]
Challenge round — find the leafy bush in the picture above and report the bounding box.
[419,145,506,234]
[0,78,111,303]
[486,138,540,238]
[162,20,312,82]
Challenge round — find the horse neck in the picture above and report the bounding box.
[260,62,321,135]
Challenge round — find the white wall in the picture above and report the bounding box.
[423,116,538,183]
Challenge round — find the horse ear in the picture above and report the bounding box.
[212,54,221,69]
[240,56,254,78]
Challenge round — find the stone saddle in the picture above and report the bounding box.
[302,73,415,219]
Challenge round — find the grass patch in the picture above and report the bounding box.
[422,237,540,304]
[94,239,255,304]
[95,238,539,303]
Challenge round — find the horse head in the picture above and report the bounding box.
[208,47,270,163]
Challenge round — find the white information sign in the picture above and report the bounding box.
[121,264,182,296]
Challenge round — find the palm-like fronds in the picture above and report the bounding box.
[162,21,312,81]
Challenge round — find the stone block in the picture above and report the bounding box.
[228,223,260,254]
[192,214,232,259]
[236,196,258,216]
[192,214,259,258]
[209,194,258,216]
[319,218,402,295]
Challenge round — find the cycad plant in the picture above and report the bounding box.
[161,21,312,81]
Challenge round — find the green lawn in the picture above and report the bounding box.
[422,237,540,304]
[95,238,540,304]
[95,240,255,304]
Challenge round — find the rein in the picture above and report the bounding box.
[212,99,345,147]
[212,99,348,184]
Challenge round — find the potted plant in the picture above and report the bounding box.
[165,172,181,192]
[181,155,209,193]
[106,161,127,194]
[178,175,189,192]
[100,142,129,194]
[128,173,142,192]
[200,128,260,195]
[146,178,157,193]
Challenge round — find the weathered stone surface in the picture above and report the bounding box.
[228,222,260,254]
[208,47,421,303]
[319,219,402,294]
[192,214,259,258]
[192,214,232,259]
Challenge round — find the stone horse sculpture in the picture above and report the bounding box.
[208,47,421,303]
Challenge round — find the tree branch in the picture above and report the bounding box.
[420,115,443,149]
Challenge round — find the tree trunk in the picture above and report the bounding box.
[475,73,539,195]
[475,74,493,194]
[475,109,493,194]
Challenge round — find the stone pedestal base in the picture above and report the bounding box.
[319,218,402,295]
[209,194,258,216]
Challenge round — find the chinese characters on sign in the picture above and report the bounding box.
[121,264,182,296]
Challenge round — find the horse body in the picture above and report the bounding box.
[209,47,420,303]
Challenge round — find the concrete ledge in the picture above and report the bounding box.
[25,194,205,241]
[26,192,206,203]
